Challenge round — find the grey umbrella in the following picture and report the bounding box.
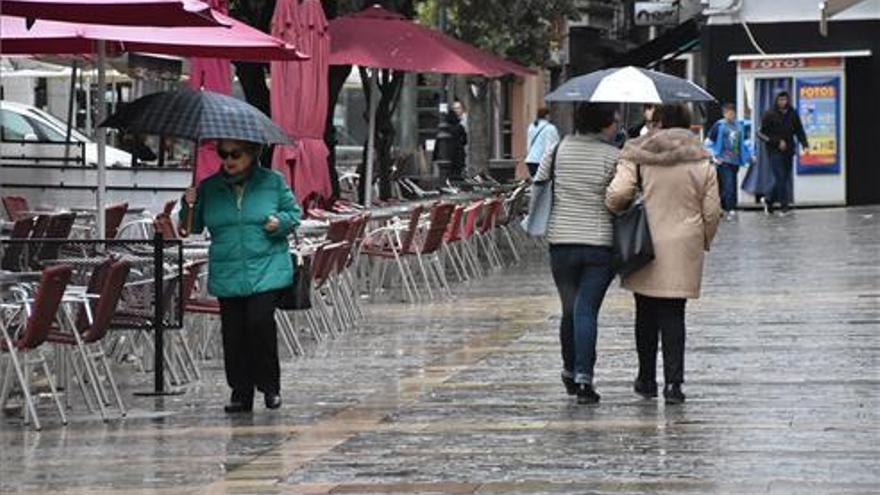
[101,88,292,145]
[545,66,715,103]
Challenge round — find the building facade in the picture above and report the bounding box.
[702,0,880,206]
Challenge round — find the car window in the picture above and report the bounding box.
[27,107,90,142]
[24,115,67,142]
[0,109,37,140]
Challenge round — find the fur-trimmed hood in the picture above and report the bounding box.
[620,128,709,166]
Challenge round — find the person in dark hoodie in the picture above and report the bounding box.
[759,91,809,215]
[606,104,722,405]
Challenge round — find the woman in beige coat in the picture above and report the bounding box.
[606,104,722,404]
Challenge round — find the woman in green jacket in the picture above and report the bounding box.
[181,139,301,413]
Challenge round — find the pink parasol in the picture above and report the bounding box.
[270,0,332,206]
[329,5,533,76]
[187,0,233,186]
[328,4,533,205]
[1,0,229,27]
[0,12,307,61]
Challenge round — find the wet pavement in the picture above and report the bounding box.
[1,207,879,494]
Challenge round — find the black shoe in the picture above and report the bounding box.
[634,380,658,399]
[562,375,577,396]
[264,394,282,410]
[576,384,600,404]
[663,384,685,404]
[224,400,253,413]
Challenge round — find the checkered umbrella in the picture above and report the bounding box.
[101,88,292,145]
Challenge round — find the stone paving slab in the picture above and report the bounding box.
[1,207,878,494]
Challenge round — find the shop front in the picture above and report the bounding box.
[729,51,871,206]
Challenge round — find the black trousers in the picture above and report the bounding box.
[218,290,281,401]
[634,294,687,385]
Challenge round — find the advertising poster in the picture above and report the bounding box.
[796,77,841,175]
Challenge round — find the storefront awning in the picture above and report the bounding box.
[607,18,700,69]
[727,50,872,62]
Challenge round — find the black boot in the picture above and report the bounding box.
[634,379,658,399]
[224,391,253,413]
[663,384,685,404]
[562,375,577,396]
[576,383,600,404]
[264,393,282,410]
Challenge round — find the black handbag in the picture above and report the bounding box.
[277,233,312,310]
[612,165,655,277]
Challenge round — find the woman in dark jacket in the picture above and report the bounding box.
[181,139,301,413]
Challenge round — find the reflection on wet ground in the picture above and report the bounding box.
[1,207,879,494]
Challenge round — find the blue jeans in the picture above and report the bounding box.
[768,152,793,210]
[717,163,739,212]
[549,244,615,384]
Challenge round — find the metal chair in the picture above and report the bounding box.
[49,260,131,420]
[0,264,73,430]
[1,196,29,221]
[104,203,129,239]
[1,217,35,271]
[360,206,425,303]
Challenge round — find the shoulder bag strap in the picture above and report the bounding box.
[529,123,548,151]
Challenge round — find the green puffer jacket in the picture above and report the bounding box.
[180,167,301,298]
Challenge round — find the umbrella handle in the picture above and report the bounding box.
[179,144,199,238]
[180,207,194,238]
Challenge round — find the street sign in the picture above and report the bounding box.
[634,2,679,26]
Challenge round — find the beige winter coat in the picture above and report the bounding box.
[605,128,722,299]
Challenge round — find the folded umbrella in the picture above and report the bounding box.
[545,66,715,103]
[101,88,292,145]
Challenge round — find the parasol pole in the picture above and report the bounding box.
[96,40,107,238]
[364,68,378,207]
[182,79,206,237]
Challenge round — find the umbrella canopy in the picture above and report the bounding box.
[1,0,229,27]
[101,89,292,145]
[0,13,308,61]
[545,66,715,103]
[270,0,332,205]
[329,5,533,76]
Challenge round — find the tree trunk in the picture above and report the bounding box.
[325,65,352,200]
[465,77,491,175]
[356,67,404,203]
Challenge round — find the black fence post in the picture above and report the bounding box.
[153,231,165,394]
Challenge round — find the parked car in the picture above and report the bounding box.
[0,101,132,167]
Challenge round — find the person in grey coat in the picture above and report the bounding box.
[534,103,620,404]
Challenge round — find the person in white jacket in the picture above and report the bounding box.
[525,107,559,177]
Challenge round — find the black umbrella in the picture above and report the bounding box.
[101,88,292,145]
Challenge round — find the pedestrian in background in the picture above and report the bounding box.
[627,104,656,139]
[534,103,619,404]
[706,103,751,219]
[606,104,721,404]
[525,107,560,178]
[181,139,301,413]
[759,91,809,215]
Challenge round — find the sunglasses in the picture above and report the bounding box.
[217,148,245,160]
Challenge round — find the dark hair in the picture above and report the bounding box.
[534,107,551,125]
[722,103,736,112]
[573,103,617,134]
[776,91,790,100]
[655,104,692,129]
